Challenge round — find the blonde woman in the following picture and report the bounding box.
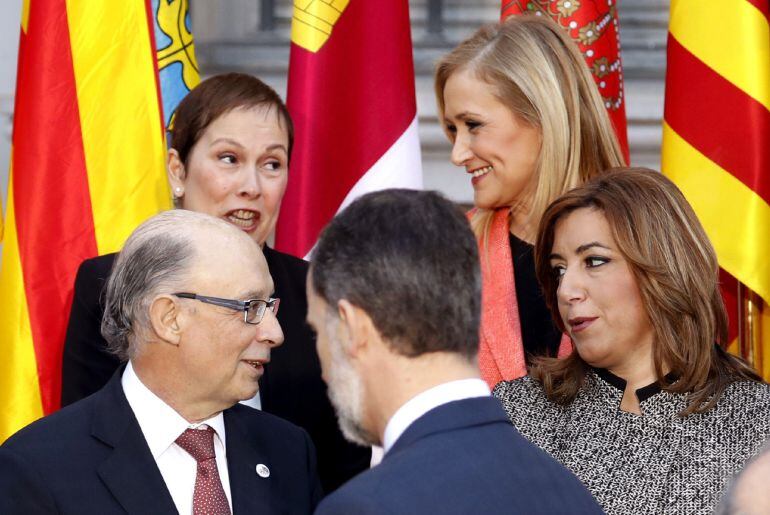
[435,15,624,387]
[494,168,770,514]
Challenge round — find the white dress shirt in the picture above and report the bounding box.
[122,362,233,515]
[382,378,491,454]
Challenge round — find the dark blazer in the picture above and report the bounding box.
[314,397,603,515]
[0,368,322,514]
[61,247,370,493]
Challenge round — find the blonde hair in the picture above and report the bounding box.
[532,168,762,415]
[434,15,624,242]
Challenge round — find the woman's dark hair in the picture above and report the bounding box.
[532,167,762,416]
[170,72,294,165]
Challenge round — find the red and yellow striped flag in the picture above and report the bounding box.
[0,0,198,441]
[662,0,770,378]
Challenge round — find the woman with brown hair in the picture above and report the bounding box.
[434,15,625,387]
[61,73,371,492]
[493,167,770,514]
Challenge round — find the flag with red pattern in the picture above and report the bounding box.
[502,0,629,163]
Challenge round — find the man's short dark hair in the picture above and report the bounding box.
[310,189,480,359]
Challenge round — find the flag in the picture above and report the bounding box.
[275,0,423,258]
[502,0,630,163]
[662,0,769,377]
[0,0,198,441]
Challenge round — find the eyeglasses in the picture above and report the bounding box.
[173,293,280,325]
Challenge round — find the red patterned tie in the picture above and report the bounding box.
[175,427,232,515]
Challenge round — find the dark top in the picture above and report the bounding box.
[509,233,562,360]
[1,366,322,515]
[315,397,603,515]
[61,246,370,494]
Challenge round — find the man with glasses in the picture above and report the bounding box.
[0,210,322,514]
[307,189,601,514]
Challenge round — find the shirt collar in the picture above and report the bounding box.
[122,361,226,458]
[383,378,490,454]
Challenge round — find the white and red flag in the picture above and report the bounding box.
[276,0,423,258]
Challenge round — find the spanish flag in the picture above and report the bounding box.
[502,0,630,163]
[275,0,423,258]
[0,0,198,441]
[662,0,770,377]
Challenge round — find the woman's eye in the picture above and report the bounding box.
[586,257,609,268]
[219,154,237,165]
[466,120,481,131]
[264,160,283,171]
[445,124,457,135]
[552,265,566,278]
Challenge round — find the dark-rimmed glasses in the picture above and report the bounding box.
[173,293,280,325]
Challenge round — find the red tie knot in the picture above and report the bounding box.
[175,426,217,462]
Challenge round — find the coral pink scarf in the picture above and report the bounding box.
[476,209,572,389]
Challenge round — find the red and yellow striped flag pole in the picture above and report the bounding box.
[0,0,186,441]
[662,0,770,378]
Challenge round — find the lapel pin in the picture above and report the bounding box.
[256,464,270,478]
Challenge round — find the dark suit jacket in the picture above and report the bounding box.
[0,368,322,514]
[314,397,603,515]
[61,247,370,493]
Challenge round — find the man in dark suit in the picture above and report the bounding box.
[0,210,321,514]
[306,189,602,515]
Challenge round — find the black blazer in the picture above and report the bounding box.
[315,397,603,515]
[0,368,322,514]
[61,247,370,493]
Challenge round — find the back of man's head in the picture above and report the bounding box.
[101,209,246,360]
[311,189,480,360]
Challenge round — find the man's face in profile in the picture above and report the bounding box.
[306,276,374,447]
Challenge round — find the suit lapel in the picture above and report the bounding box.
[91,368,177,514]
[225,409,278,513]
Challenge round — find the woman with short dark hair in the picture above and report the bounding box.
[493,167,770,514]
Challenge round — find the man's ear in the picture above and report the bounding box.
[149,295,183,346]
[336,299,377,358]
[167,148,186,194]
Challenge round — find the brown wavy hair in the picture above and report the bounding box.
[532,167,762,415]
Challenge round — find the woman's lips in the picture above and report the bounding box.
[225,209,260,232]
[468,166,493,186]
[568,317,598,333]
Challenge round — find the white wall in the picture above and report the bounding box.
[0,1,21,241]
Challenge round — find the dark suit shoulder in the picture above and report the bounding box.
[1,393,100,460]
[263,246,309,275]
[321,398,601,515]
[263,246,308,294]
[76,253,117,282]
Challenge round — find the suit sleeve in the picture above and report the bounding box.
[0,448,57,514]
[61,258,121,406]
[314,490,390,515]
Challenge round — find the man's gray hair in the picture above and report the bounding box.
[101,210,238,360]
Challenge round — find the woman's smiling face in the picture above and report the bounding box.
[168,105,290,247]
[442,67,541,211]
